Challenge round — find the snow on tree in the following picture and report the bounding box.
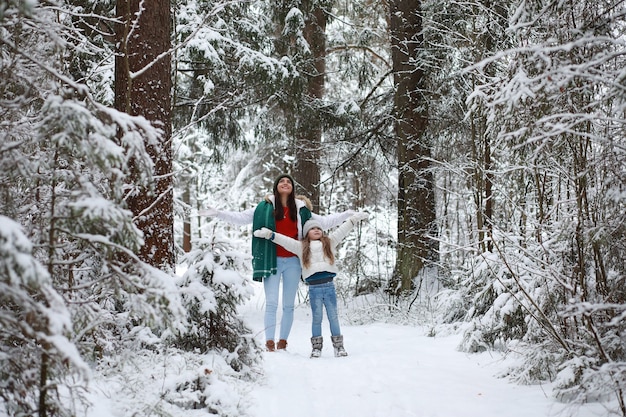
[0,216,89,416]
[452,0,626,413]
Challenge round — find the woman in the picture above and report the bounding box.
[201,174,353,351]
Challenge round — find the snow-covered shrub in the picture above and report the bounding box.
[457,253,512,352]
[553,356,626,411]
[433,287,467,325]
[93,347,255,417]
[173,235,260,373]
[162,353,251,416]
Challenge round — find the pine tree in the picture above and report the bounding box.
[0,2,184,413]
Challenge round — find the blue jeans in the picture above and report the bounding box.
[308,281,341,338]
[263,256,301,341]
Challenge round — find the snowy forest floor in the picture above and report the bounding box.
[85,281,614,417]
[241,284,609,417]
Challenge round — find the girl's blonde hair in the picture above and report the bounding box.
[302,235,334,268]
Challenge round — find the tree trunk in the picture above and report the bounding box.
[183,185,191,252]
[294,2,326,212]
[38,352,48,417]
[389,0,435,294]
[114,0,174,268]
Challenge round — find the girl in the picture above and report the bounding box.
[254,211,368,357]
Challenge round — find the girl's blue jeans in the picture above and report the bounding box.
[263,256,301,341]
[308,281,341,337]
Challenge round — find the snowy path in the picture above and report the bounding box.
[242,286,605,417]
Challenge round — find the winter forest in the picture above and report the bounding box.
[1,0,625,416]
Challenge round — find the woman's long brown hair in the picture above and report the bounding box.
[301,236,334,268]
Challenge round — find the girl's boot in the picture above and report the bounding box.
[310,336,323,358]
[331,335,348,357]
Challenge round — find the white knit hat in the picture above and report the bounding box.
[303,219,322,237]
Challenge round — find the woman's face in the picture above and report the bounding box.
[307,227,323,240]
[276,177,293,196]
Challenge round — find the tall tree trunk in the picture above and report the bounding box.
[183,185,191,252]
[481,0,496,253]
[115,0,174,268]
[484,125,493,252]
[38,352,48,417]
[389,0,435,294]
[294,2,326,212]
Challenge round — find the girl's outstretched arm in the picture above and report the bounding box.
[253,227,303,258]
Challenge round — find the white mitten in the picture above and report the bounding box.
[253,227,273,239]
[198,207,219,217]
[350,211,369,224]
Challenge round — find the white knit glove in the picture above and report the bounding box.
[198,207,219,217]
[350,212,369,224]
[253,227,274,239]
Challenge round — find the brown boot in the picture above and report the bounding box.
[276,339,288,350]
[265,340,275,352]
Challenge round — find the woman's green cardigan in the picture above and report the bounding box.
[251,200,311,282]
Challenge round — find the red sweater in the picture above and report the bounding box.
[275,207,297,257]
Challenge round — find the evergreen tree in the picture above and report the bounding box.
[0,2,183,413]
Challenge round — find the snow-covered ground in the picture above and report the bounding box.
[83,280,612,417]
[242,284,608,417]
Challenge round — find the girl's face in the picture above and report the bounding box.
[307,227,323,240]
[276,177,293,196]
